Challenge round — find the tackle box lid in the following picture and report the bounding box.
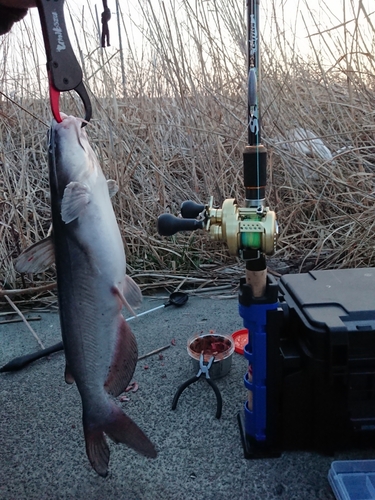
[279,268,375,332]
[328,459,375,500]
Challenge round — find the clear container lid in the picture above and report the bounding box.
[328,460,375,500]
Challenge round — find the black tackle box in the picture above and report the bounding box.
[278,267,375,452]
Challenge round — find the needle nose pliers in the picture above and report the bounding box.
[172,353,223,419]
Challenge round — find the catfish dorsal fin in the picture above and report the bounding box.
[14,236,55,273]
[107,179,119,198]
[104,315,138,397]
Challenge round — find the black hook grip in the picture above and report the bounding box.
[180,200,205,219]
[157,214,204,236]
[37,0,82,91]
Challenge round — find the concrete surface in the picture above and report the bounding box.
[1,293,374,500]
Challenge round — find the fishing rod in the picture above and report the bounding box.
[247,0,261,146]
[157,0,277,278]
[157,0,280,458]
[0,292,188,372]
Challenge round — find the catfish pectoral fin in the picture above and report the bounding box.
[61,181,91,223]
[15,236,55,273]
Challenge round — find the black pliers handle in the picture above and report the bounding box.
[36,0,92,125]
[172,354,223,419]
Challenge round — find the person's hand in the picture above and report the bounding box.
[0,1,37,35]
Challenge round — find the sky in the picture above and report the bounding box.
[2,0,375,97]
[261,0,375,66]
[20,0,375,58]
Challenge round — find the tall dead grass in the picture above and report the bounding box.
[1,0,375,299]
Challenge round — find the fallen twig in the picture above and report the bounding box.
[0,283,56,298]
[267,267,282,278]
[0,316,41,325]
[3,295,45,350]
[191,285,236,294]
[137,344,171,361]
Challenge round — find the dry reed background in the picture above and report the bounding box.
[1,0,375,305]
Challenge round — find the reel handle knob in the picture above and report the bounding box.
[157,214,204,236]
[181,200,205,219]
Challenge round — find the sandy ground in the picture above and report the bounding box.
[1,293,374,500]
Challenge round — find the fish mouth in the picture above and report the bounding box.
[56,114,88,152]
[51,115,98,178]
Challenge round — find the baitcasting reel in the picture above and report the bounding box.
[157,195,277,259]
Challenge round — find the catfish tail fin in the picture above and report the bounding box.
[83,401,156,477]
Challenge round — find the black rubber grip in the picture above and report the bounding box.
[157,214,204,236]
[181,200,205,218]
[243,145,267,201]
[0,341,64,372]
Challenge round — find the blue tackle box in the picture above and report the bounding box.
[328,460,375,500]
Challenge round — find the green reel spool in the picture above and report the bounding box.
[240,215,262,249]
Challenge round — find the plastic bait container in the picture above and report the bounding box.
[187,333,234,379]
[328,460,375,500]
